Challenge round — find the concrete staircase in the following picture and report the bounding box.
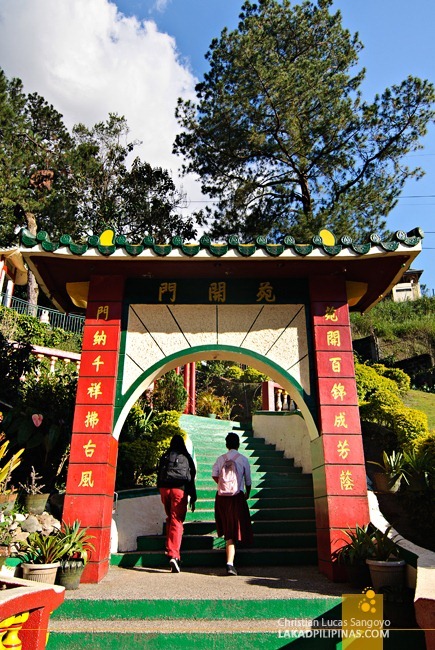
[135,415,317,569]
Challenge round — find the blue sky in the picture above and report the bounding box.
[1,0,434,290]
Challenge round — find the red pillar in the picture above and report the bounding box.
[310,276,370,581]
[63,275,124,583]
[189,362,196,414]
[183,363,191,414]
[261,381,276,411]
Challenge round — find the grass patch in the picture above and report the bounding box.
[403,389,435,429]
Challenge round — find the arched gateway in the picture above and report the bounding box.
[13,228,422,583]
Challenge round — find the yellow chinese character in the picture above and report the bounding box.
[209,282,226,303]
[324,306,338,321]
[334,412,348,429]
[337,439,351,459]
[256,282,276,303]
[93,330,107,346]
[158,282,177,303]
[78,470,94,488]
[96,305,109,320]
[92,355,104,372]
[331,383,347,401]
[84,411,99,428]
[340,469,354,491]
[329,357,342,373]
[83,439,97,458]
[326,330,341,347]
[87,382,103,399]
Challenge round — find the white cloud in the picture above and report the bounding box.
[154,0,172,12]
[0,0,203,218]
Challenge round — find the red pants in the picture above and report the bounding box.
[159,488,188,560]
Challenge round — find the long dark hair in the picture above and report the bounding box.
[169,434,190,457]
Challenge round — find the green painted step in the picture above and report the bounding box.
[129,414,318,571]
[183,507,314,522]
[195,474,312,485]
[45,629,431,650]
[137,532,317,551]
[196,486,314,498]
[183,519,316,535]
[52,597,341,621]
[192,496,315,508]
[113,547,318,568]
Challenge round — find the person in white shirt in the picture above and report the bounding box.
[212,432,253,575]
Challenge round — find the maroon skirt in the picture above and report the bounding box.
[215,492,253,546]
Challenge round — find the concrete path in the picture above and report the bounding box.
[63,564,357,601]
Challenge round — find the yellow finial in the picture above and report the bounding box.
[99,229,115,246]
[319,229,336,246]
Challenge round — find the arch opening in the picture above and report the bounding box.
[113,344,319,442]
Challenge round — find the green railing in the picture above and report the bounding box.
[0,293,84,333]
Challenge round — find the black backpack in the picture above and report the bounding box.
[158,451,191,486]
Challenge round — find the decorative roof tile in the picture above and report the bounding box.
[18,227,424,259]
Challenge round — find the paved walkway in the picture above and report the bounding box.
[63,564,356,601]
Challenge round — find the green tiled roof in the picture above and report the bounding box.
[19,228,424,258]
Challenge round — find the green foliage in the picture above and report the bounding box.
[195,390,232,420]
[351,296,435,361]
[239,367,269,383]
[116,409,187,489]
[370,364,410,396]
[414,432,435,469]
[0,512,17,547]
[336,525,402,564]
[60,520,95,564]
[356,360,429,451]
[355,363,401,403]
[403,448,432,489]
[359,387,402,428]
[0,332,36,407]
[121,402,154,443]
[0,437,24,494]
[196,361,268,421]
[367,526,402,561]
[224,365,244,381]
[15,522,94,565]
[335,525,375,565]
[368,450,407,492]
[152,370,188,413]
[174,0,435,241]
[0,306,82,353]
[0,67,198,260]
[392,406,429,449]
[15,530,65,564]
[2,361,78,489]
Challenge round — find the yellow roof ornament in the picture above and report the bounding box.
[99,229,115,246]
[319,229,336,246]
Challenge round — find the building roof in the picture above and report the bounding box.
[7,227,424,315]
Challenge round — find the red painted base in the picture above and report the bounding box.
[81,559,110,583]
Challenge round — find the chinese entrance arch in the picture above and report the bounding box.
[14,228,423,583]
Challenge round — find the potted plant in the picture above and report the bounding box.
[196,390,225,419]
[19,466,50,515]
[56,520,95,590]
[335,524,374,586]
[0,436,24,513]
[369,450,406,493]
[14,529,66,584]
[365,526,406,590]
[403,449,431,492]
